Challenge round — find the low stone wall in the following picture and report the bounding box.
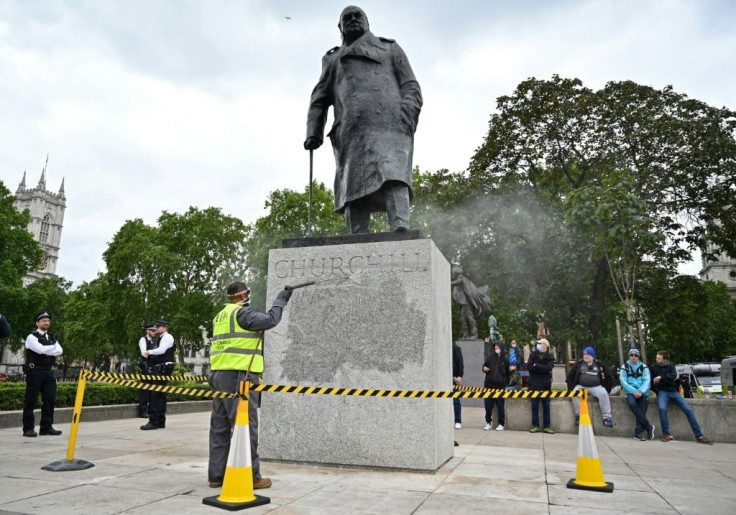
[0,400,212,429]
[478,394,736,442]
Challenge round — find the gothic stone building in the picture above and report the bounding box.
[14,168,66,285]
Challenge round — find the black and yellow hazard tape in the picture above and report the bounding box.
[87,372,240,399]
[81,370,584,400]
[248,383,583,399]
[79,370,208,382]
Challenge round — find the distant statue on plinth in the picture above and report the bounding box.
[451,266,492,339]
[488,312,500,342]
[303,5,422,234]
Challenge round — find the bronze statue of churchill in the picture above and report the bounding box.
[304,6,423,234]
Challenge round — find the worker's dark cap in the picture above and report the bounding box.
[226,282,249,297]
[145,323,156,331]
[35,311,51,322]
[155,319,170,327]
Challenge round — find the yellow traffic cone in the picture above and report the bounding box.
[567,389,614,493]
[203,382,270,510]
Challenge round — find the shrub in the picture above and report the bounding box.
[0,381,211,411]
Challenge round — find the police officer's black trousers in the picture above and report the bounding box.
[138,386,152,416]
[148,376,169,427]
[23,369,57,432]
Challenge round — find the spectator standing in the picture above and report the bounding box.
[567,347,614,428]
[482,342,509,430]
[620,348,655,441]
[527,338,555,433]
[650,350,712,445]
[452,342,464,429]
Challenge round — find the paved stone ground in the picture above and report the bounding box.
[1,407,735,514]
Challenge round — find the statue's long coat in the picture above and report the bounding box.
[306,31,422,213]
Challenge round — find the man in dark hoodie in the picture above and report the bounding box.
[452,342,464,429]
[527,338,555,433]
[482,341,509,430]
[650,350,712,445]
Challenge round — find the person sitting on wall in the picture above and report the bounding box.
[567,346,615,428]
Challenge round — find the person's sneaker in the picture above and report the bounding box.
[253,478,272,489]
[634,435,646,441]
[543,427,555,434]
[495,424,505,431]
[39,427,62,435]
[454,422,462,429]
[603,417,613,428]
[23,430,37,438]
[574,415,579,426]
[529,426,540,433]
[483,423,492,430]
[647,424,656,440]
[697,436,713,445]
[661,435,675,442]
[208,481,223,488]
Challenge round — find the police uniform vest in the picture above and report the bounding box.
[210,303,263,372]
[149,334,176,366]
[26,331,57,369]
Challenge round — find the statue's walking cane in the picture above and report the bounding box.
[308,150,313,237]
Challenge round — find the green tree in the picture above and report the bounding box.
[64,276,116,370]
[469,76,736,346]
[566,171,665,352]
[104,207,248,363]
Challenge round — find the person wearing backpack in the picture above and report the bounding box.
[619,348,655,441]
[566,346,614,428]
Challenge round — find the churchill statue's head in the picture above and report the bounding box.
[339,5,369,45]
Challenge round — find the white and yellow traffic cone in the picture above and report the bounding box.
[567,389,614,493]
[203,382,270,510]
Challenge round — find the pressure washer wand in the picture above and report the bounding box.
[285,281,316,291]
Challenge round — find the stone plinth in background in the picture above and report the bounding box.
[456,339,486,408]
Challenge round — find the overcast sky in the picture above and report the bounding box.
[1,0,734,287]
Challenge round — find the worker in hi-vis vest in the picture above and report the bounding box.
[207,281,292,490]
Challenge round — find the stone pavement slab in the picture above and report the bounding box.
[1,406,735,514]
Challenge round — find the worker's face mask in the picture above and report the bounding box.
[494,349,501,355]
[536,344,544,352]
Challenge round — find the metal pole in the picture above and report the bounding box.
[308,150,313,238]
[615,318,624,366]
[637,318,646,363]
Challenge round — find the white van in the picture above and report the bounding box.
[674,363,722,394]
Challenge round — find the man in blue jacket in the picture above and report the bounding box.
[619,348,655,441]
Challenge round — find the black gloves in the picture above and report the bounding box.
[276,288,292,304]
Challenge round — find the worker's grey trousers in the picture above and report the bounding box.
[208,370,261,482]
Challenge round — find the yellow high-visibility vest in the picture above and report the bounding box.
[210,303,263,372]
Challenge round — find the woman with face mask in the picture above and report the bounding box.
[526,338,556,433]
[482,342,510,430]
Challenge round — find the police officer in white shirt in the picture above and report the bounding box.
[137,323,157,418]
[140,319,175,430]
[23,311,63,437]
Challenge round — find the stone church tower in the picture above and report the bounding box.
[700,242,736,299]
[14,161,66,285]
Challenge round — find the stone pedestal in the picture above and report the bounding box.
[260,237,453,471]
[456,339,486,408]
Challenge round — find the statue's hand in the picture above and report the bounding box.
[304,137,322,150]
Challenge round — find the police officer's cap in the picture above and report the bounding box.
[35,311,51,322]
[155,319,170,327]
[145,323,156,331]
